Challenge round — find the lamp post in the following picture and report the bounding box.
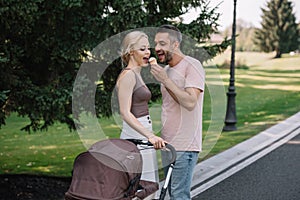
[223,0,237,131]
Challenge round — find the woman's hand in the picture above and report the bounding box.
[148,135,166,149]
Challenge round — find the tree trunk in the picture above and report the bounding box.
[274,50,281,58]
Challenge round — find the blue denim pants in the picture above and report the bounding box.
[162,151,199,200]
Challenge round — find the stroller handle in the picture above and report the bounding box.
[126,139,177,164]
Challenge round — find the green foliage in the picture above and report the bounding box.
[254,0,299,58]
[179,1,231,58]
[0,0,229,132]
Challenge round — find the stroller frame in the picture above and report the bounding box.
[126,139,176,200]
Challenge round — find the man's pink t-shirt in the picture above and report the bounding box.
[161,56,205,151]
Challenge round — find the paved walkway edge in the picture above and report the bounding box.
[190,111,300,197]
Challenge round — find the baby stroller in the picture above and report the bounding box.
[65,138,176,200]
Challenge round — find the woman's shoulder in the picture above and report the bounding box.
[117,68,136,86]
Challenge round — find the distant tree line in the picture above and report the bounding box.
[222,0,299,56]
[223,19,260,52]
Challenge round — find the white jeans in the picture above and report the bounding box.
[120,115,159,198]
[120,115,152,140]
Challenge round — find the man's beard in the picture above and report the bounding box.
[161,50,173,65]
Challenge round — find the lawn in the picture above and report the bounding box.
[0,51,300,178]
[205,51,300,158]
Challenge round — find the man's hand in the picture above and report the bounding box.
[150,64,169,84]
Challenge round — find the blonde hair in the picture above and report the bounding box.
[120,31,148,65]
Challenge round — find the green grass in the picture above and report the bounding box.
[1,51,300,177]
[0,114,84,176]
[203,51,300,159]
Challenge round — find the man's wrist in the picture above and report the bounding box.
[163,77,171,86]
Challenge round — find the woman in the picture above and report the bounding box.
[117,31,165,199]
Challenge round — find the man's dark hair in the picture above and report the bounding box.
[157,24,182,43]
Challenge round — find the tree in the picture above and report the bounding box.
[254,0,299,58]
[0,0,230,132]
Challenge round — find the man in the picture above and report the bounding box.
[150,25,205,199]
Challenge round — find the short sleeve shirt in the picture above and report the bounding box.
[161,56,205,151]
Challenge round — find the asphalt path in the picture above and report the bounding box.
[193,133,300,200]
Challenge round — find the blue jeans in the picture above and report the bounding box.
[162,151,199,200]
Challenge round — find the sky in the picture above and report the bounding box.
[183,0,300,30]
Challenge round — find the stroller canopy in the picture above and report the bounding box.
[65,139,143,200]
